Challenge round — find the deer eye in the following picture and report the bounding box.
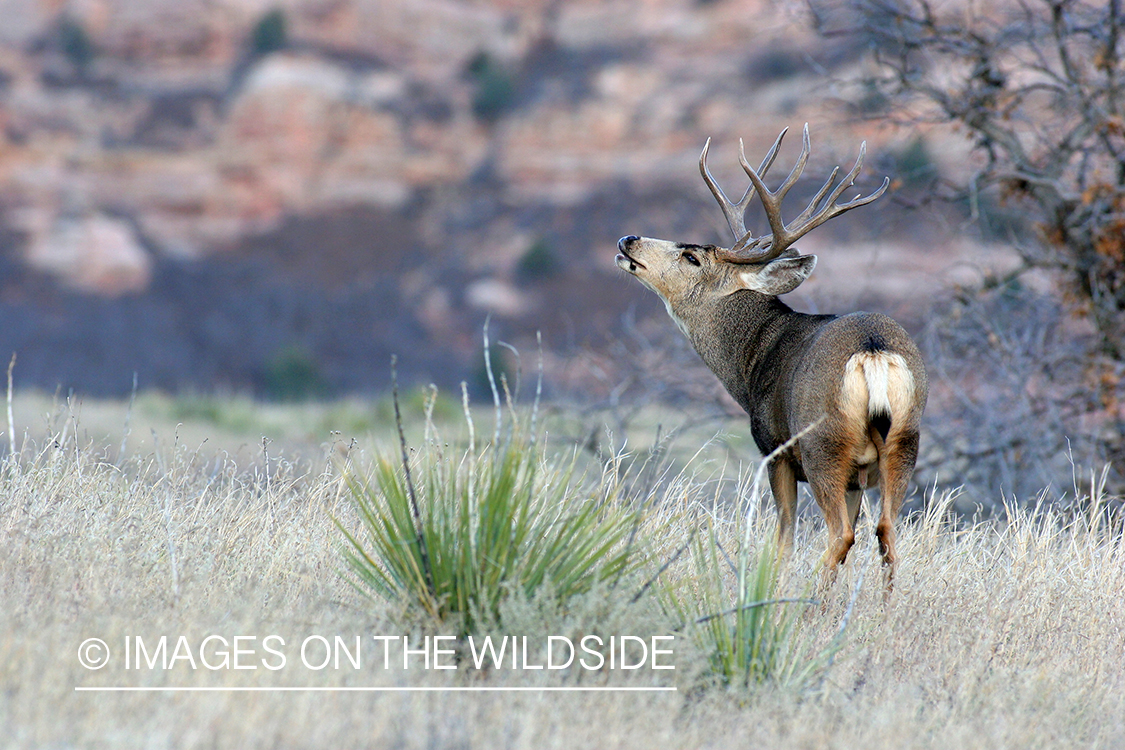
[681,251,700,266]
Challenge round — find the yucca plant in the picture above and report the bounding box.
[666,528,830,690]
[664,446,843,691]
[338,430,646,637]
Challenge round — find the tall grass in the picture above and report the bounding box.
[2,392,1124,748]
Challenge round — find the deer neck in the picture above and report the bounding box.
[680,292,823,413]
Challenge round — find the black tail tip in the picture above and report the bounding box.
[871,411,891,442]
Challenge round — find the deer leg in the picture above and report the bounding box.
[876,431,920,592]
[845,489,863,530]
[808,471,854,590]
[768,458,799,563]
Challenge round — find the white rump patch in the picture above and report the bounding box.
[840,352,916,426]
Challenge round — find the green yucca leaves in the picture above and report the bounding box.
[663,527,834,691]
[339,436,645,637]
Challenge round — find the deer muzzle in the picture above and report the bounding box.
[616,236,645,272]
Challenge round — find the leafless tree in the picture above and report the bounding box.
[810,0,1125,498]
[815,0,1124,353]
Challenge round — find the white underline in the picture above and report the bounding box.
[75,686,677,692]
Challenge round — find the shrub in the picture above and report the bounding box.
[891,136,938,190]
[745,46,805,85]
[58,15,95,75]
[472,344,515,401]
[466,52,516,122]
[264,345,325,401]
[516,237,561,282]
[250,8,288,57]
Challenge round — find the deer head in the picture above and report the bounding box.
[616,124,888,330]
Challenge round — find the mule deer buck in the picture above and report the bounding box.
[616,124,927,589]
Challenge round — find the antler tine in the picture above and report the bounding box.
[752,127,788,186]
[732,124,811,260]
[768,122,812,205]
[699,138,748,239]
[789,165,842,229]
[786,140,890,239]
[700,131,786,242]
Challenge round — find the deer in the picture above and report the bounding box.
[615,124,928,590]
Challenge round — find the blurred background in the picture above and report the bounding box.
[0,0,1120,503]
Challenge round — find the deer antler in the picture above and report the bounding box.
[702,124,890,264]
[699,129,786,240]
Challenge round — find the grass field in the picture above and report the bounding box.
[1,392,1122,749]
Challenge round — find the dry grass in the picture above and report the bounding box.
[1,395,1123,749]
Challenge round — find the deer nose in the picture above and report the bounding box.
[618,235,639,251]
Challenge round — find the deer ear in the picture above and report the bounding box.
[737,254,817,296]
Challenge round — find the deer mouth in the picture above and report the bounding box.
[615,251,645,273]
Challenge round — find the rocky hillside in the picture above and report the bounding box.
[0,0,977,398]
